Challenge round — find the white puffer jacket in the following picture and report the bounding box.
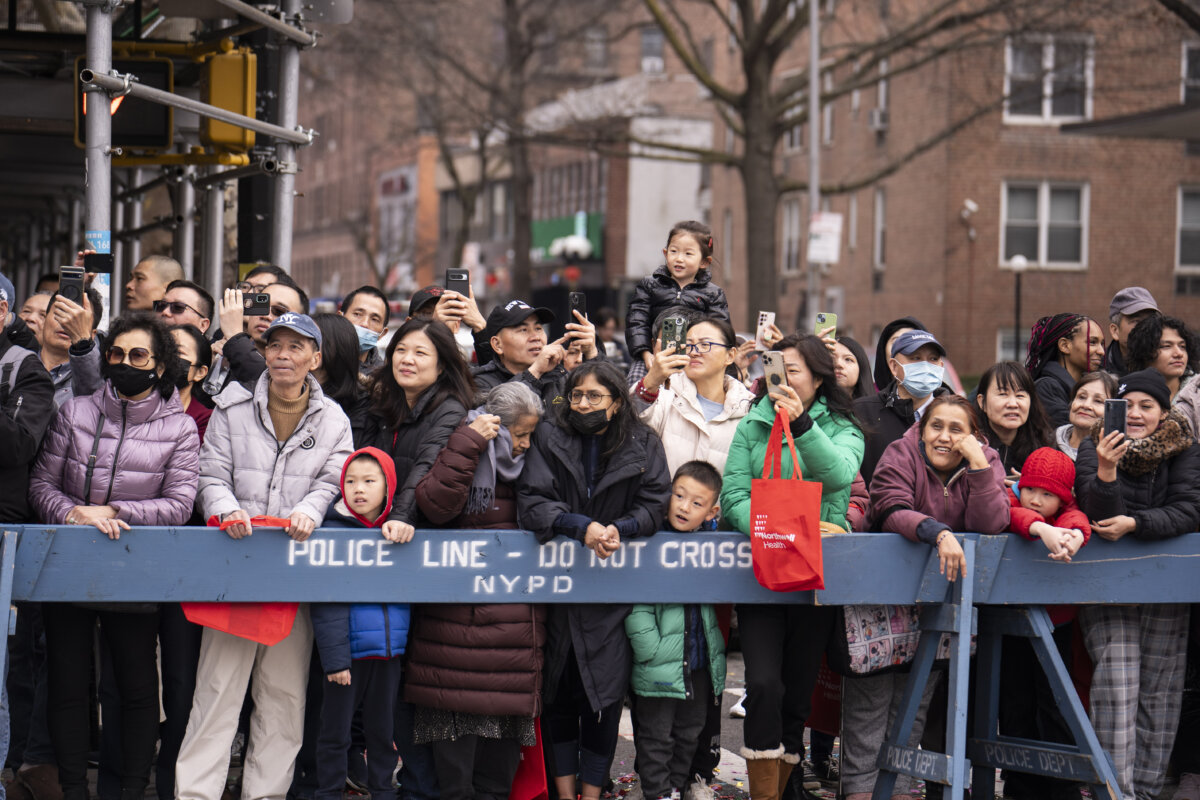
[198,373,354,524]
[638,372,754,475]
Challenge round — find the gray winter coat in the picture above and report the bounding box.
[197,372,354,523]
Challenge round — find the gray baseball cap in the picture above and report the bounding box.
[1108,287,1159,319]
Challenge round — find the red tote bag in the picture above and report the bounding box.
[749,411,825,592]
[181,516,299,646]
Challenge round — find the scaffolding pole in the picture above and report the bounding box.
[126,167,143,275]
[805,0,821,329]
[201,171,226,303]
[210,0,316,47]
[83,1,113,259]
[114,167,180,202]
[271,0,303,269]
[175,166,196,277]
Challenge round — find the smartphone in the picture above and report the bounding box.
[1104,399,1127,437]
[660,316,687,353]
[444,268,470,297]
[755,311,776,350]
[568,291,587,321]
[83,253,114,274]
[762,351,788,398]
[58,266,85,305]
[243,292,272,316]
[815,311,838,339]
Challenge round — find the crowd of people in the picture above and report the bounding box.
[1,217,1199,800]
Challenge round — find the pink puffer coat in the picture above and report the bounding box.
[29,383,200,525]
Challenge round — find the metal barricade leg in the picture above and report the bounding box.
[0,529,21,680]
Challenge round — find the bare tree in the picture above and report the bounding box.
[638,0,1142,324]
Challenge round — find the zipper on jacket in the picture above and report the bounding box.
[682,605,696,700]
[103,401,128,506]
[383,604,392,658]
[12,395,21,420]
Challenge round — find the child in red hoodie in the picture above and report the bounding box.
[1009,446,1091,564]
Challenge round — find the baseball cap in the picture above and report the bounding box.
[891,330,946,358]
[0,271,14,307]
[408,285,444,318]
[485,300,556,338]
[1108,287,1159,319]
[266,312,323,349]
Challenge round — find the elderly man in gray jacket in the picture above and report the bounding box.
[176,312,353,800]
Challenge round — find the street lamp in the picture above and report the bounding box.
[1010,254,1028,361]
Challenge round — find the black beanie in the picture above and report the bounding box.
[1117,369,1171,410]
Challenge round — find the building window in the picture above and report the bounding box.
[996,329,1033,363]
[784,122,804,153]
[728,1,739,51]
[873,187,886,269]
[641,26,665,74]
[1002,182,1088,267]
[583,25,608,71]
[781,196,802,274]
[723,209,734,281]
[1181,188,1200,269]
[877,58,888,111]
[1004,36,1092,123]
[1185,44,1200,105]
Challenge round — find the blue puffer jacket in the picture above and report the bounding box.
[310,448,411,674]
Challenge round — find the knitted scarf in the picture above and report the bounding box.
[465,408,526,516]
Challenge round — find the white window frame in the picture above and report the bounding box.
[877,58,888,112]
[847,193,857,252]
[781,195,803,275]
[822,72,834,144]
[1179,186,1200,272]
[995,328,1033,364]
[783,122,804,153]
[872,187,886,270]
[1003,34,1094,125]
[999,180,1089,270]
[1184,42,1200,104]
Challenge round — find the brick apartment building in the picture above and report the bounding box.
[289,3,1200,375]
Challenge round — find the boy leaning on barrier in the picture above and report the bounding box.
[175,312,355,800]
[312,447,412,800]
[626,461,728,800]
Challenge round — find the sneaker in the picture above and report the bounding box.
[801,760,820,791]
[1177,772,1200,800]
[729,691,746,718]
[684,775,714,800]
[812,755,839,788]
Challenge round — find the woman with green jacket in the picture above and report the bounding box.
[719,333,865,800]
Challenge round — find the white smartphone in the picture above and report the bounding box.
[755,311,776,351]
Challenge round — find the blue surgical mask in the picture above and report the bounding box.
[354,324,380,354]
[899,361,944,398]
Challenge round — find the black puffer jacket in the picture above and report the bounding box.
[517,417,671,712]
[1075,410,1200,540]
[363,391,467,525]
[0,317,54,522]
[853,382,948,486]
[1034,362,1075,428]
[472,359,570,410]
[624,266,728,359]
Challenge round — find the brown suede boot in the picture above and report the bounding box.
[745,758,781,800]
[777,756,797,797]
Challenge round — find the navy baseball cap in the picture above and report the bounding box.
[0,271,14,307]
[892,330,946,358]
[266,312,323,349]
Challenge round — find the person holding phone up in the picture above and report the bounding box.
[1073,369,1200,800]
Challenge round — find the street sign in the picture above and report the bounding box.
[807,211,843,264]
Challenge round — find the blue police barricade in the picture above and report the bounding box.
[6,526,1188,799]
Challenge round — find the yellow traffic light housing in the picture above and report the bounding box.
[202,50,257,153]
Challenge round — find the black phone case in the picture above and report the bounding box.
[1104,400,1127,435]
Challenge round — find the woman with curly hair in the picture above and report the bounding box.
[1127,315,1200,430]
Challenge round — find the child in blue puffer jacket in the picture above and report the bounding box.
[312,447,411,800]
[625,461,728,800]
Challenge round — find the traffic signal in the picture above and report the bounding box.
[202,50,257,153]
[74,55,174,150]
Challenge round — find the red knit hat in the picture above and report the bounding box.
[1020,447,1075,507]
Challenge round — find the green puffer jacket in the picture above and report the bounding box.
[720,395,864,534]
[625,602,726,700]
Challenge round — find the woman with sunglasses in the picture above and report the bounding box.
[635,317,753,475]
[519,360,671,800]
[28,312,200,800]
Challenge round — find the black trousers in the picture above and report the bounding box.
[430,736,522,800]
[156,603,203,800]
[1172,605,1200,775]
[736,603,836,755]
[542,653,622,786]
[314,657,403,800]
[43,604,159,800]
[7,601,54,767]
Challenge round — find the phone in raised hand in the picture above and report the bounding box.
[762,351,788,398]
[755,311,776,350]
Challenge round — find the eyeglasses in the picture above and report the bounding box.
[569,390,612,406]
[235,281,272,293]
[153,299,205,318]
[106,346,155,368]
[682,341,733,355]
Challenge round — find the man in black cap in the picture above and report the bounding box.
[472,299,598,406]
[1104,287,1160,377]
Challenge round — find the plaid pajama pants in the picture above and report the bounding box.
[1078,604,1190,800]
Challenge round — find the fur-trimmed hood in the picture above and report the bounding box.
[1090,408,1195,477]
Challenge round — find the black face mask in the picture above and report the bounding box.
[568,408,609,436]
[174,359,193,390]
[104,363,158,397]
